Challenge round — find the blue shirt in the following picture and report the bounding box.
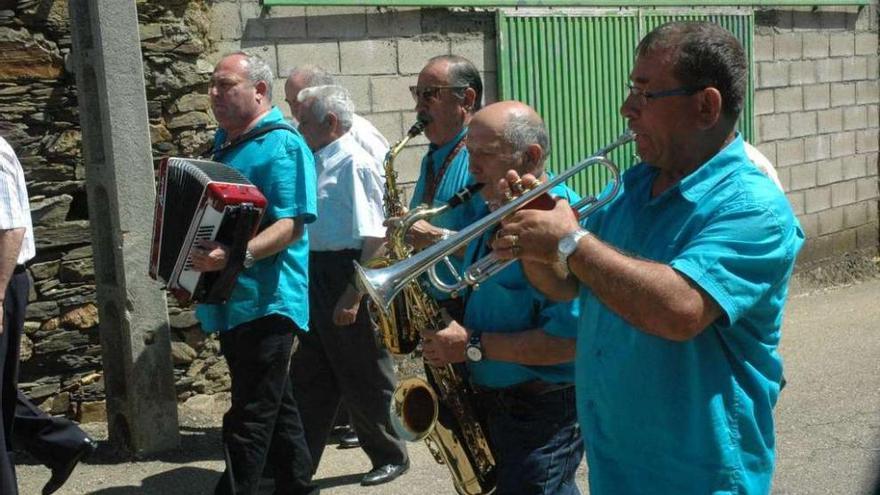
[577,135,804,494]
[464,182,581,389]
[196,107,318,333]
[410,128,487,299]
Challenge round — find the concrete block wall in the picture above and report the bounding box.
[206,2,497,197]
[755,5,879,264]
[205,2,879,267]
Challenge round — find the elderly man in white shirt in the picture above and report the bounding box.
[285,66,389,165]
[0,135,36,494]
[290,85,410,487]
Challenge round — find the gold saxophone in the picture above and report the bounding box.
[366,119,497,494]
[364,119,428,355]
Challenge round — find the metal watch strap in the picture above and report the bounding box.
[558,229,589,275]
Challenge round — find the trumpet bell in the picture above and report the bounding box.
[353,260,399,313]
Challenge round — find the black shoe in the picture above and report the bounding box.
[360,462,409,486]
[43,437,98,495]
[330,423,350,436]
[337,427,360,449]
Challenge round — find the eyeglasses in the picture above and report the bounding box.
[409,85,467,102]
[626,83,705,106]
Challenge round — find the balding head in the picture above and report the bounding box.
[285,65,336,121]
[466,101,549,203]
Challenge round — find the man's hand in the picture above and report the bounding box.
[403,219,445,250]
[190,240,230,272]
[421,320,469,367]
[492,170,580,264]
[333,286,362,326]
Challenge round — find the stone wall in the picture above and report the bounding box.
[210,2,497,191]
[0,0,226,420]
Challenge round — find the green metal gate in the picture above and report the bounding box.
[497,9,754,196]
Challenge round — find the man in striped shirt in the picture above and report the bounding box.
[0,135,35,494]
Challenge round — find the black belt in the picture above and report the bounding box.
[13,265,26,274]
[477,380,574,398]
[310,249,360,261]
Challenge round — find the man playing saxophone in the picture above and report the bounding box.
[395,55,486,318]
[422,101,584,495]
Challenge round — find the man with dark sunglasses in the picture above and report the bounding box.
[395,55,486,316]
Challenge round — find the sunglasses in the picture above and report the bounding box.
[409,85,468,102]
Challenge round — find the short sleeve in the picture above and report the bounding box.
[0,145,28,230]
[264,135,317,225]
[670,202,803,327]
[351,163,387,239]
[537,295,580,339]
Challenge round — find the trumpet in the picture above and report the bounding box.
[354,130,635,311]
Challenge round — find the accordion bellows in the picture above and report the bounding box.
[149,157,267,304]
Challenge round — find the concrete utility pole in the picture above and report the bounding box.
[67,0,179,455]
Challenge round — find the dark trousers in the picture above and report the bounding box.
[484,385,584,495]
[216,315,317,495]
[1,268,28,495]
[291,250,407,471]
[13,390,90,470]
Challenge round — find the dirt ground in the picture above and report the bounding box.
[14,260,880,495]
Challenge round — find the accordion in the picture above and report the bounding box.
[149,157,267,304]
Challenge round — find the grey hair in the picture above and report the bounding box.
[503,112,551,164]
[234,51,274,100]
[289,65,336,87]
[426,55,483,112]
[297,85,355,132]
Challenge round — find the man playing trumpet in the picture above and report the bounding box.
[422,101,584,495]
[492,21,804,494]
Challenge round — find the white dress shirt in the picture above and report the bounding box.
[351,114,390,166]
[309,132,386,252]
[0,136,35,265]
[744,141,784,192]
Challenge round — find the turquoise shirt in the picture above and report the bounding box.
[577,135,804,494]
[196,107,317,333]
[410,128,487,299]
[463,182,581,389]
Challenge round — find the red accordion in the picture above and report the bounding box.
[149,157,267,304]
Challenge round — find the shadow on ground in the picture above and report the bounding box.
[86,466,219,494]
[14,425,224,467]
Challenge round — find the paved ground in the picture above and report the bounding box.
[15,279,880,494]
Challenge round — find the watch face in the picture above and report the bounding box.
[559,233,578,258]
[466,345,482,362]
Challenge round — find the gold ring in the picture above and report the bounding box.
[510,234,518,248]
[510,178,525,195]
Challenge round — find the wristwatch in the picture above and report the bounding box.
[465,332,484,363]
[243,248,256,269]
[557,228,589,275]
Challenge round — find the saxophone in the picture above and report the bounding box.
[366,119,497,494]
[364,119,428,355]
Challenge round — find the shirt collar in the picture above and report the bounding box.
[216,106,288,144]
[315,131,356,163]
[677,132,745,202]
[633,132,745,204]
[428,127,468,167]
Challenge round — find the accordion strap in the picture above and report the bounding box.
[209,123,297,159]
